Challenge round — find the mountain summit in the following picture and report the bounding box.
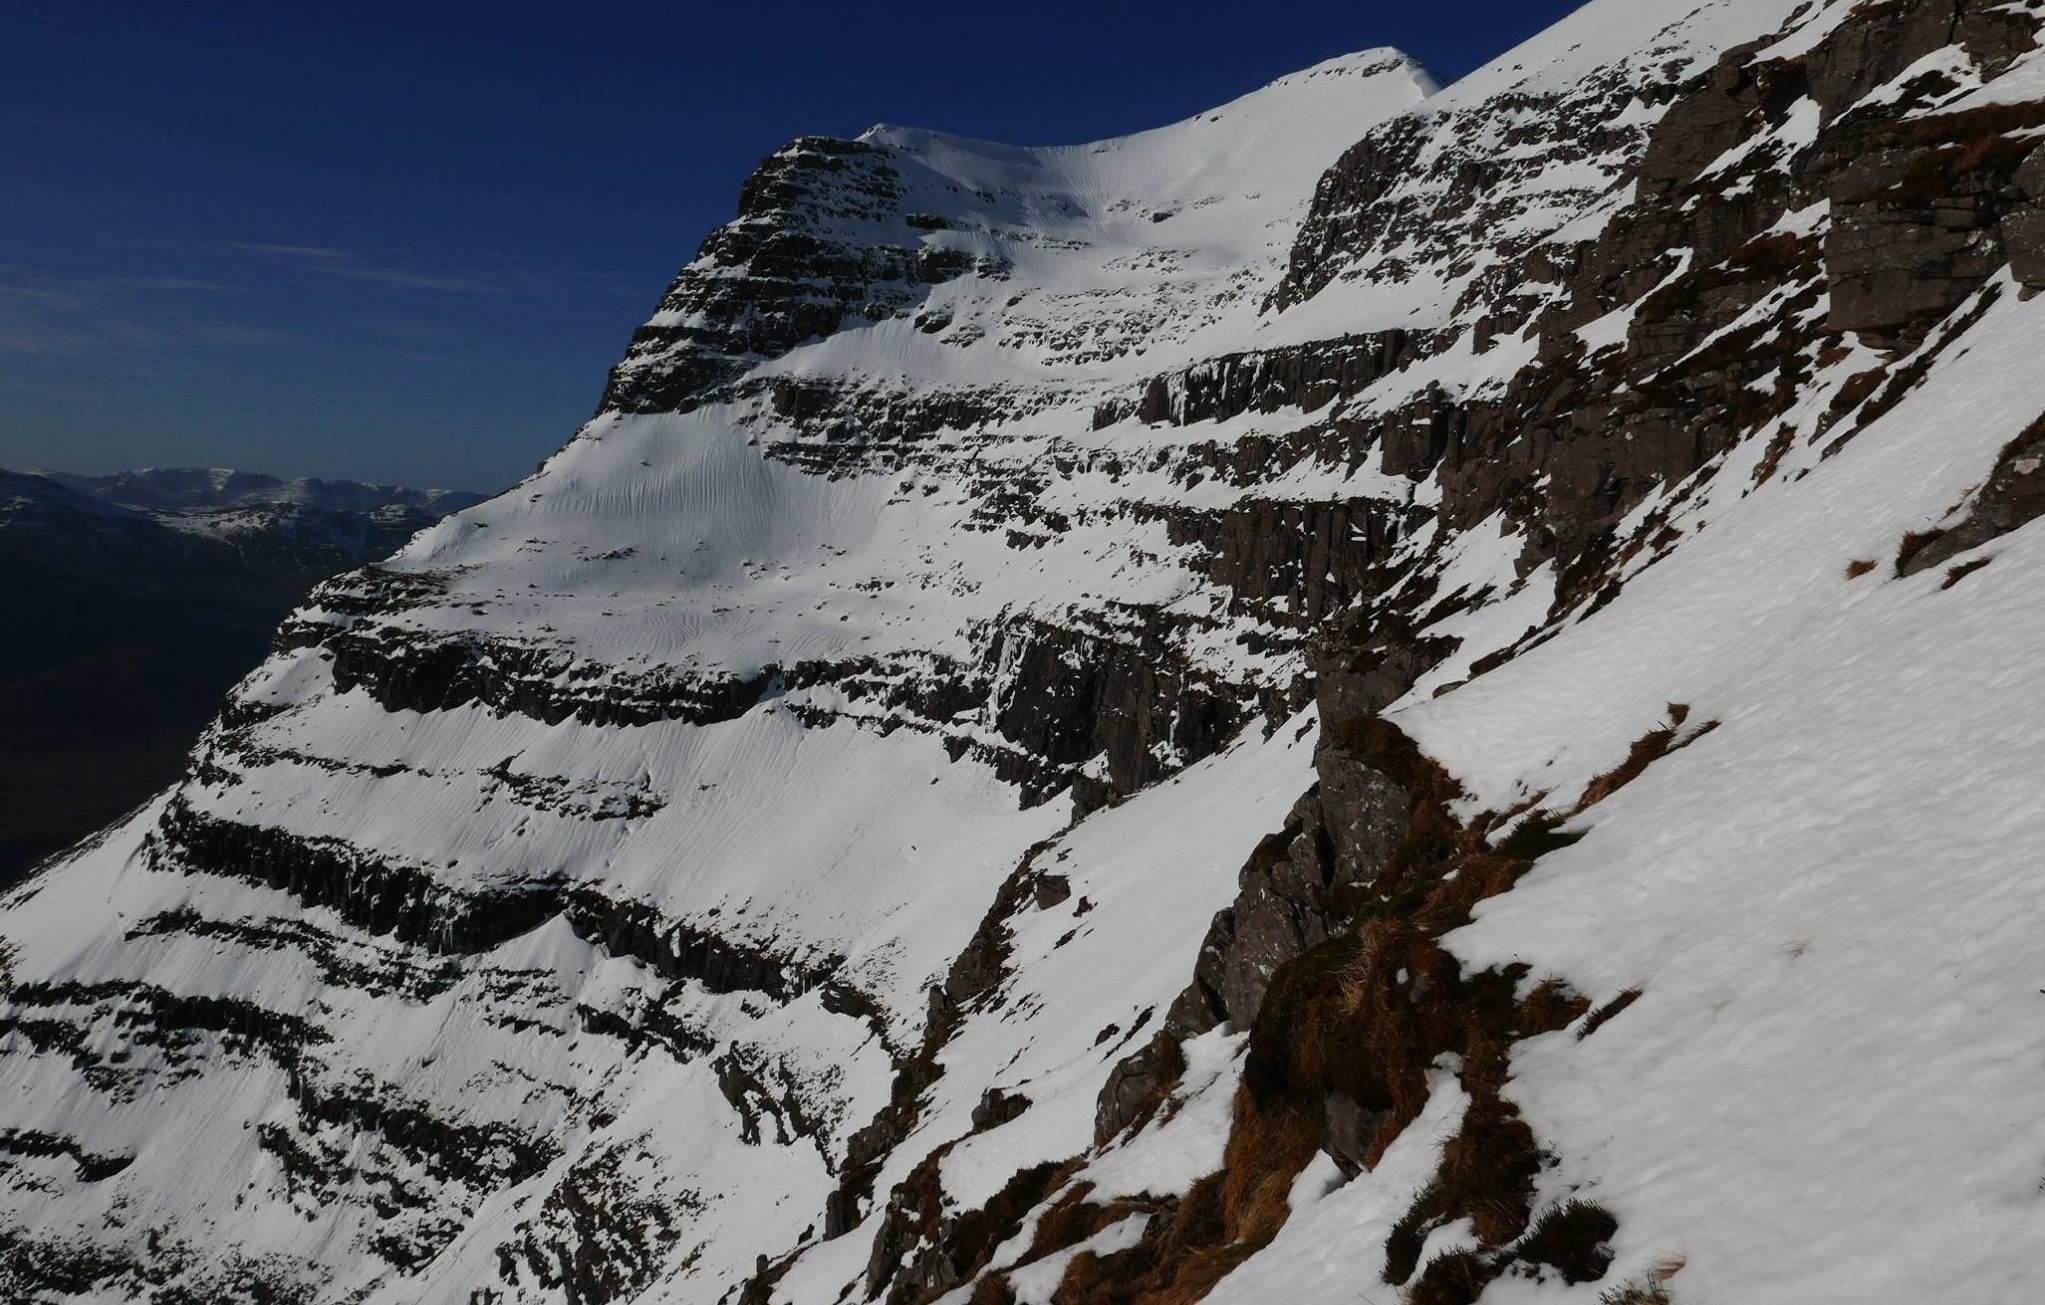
[7,2,2045,1302]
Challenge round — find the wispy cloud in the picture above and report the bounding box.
[117,274,239,293]
[222,241,627,296]
[227,243,350,260]
[221,242,514,294]
[0,267,274,365]
[0,273,236,309]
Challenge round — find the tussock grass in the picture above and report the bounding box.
[1016,719,1627,1303]
[1578,989,1644,1041]
[1601,1283,1674,1305]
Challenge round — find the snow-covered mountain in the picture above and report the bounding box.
[0,468,483,885]
[37,467,487,567]
[42,467,484,516]
[8,2,2045,1303]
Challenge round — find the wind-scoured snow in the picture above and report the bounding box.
[6,1,2044,1303]
[1394,277,2045,1302]
[0,50,1445,1303]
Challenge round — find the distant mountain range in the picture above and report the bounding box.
[39,466,482,516]
[0,467,484,881]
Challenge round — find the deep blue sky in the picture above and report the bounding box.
[0,1,1583,492]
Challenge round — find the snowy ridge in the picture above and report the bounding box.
[43,466,485,515]
[8,2,2045,1303]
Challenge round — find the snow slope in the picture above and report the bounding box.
[0,51,1443,1305]
[8,1,2045,1303]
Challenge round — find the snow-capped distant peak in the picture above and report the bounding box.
[39,466,487,515]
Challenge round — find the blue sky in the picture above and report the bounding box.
[0,1,1582,491]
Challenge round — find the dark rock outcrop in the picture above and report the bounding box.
[980,616,1246,814]
[599,138,995,416]
[1162,497,1408,631]
[1897,410,2045,576]
[1091,332,1437,431]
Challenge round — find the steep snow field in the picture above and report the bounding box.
[382,48,1439,684]
[1408,279,2045,1303]
[8,0,2045,1303]
[1210,269,2045,1302]
[0,49,1446,1303]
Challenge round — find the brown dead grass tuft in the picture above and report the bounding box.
[1895,527,1949,576]
[1024,1183,1108,1262]
[1517,979,1593,1038]
[1049,1250,1115,1305]
[968,1274,1018,1305]
[1579,708,1685,809]
[1828,367,1885,419]
[1494,813,1586,862]
[1942,556,1995,589]
[1601,1283,1674,1305]
[1043,1167,1257,1305]
[1516,1200,1620,1284]
[1844,557,1878,579]
[1393,1198,1618,1303]
[1576,707,1719,813]
[1027,718,1634,1304]
[1216,1088,1324,1248]
[1403,1248,1493,1305]
[1578,988,1644,1041]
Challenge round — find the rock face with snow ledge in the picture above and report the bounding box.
[10,2,2045,1302]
